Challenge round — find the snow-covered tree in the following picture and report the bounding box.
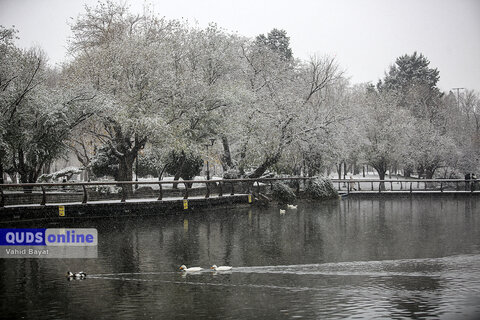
[445,89,480,174]
[0,26,95,183]
[225,38,344,178]
[360,89,413,188]
[378,51,443,123]
[68,2,245,187]
[406,118,456,178]
[67,1,178,186]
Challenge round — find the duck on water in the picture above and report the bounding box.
[210,265,232,271]
[66,271,87,280]
[179,265,203,272]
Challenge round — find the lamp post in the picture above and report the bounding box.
[204,138,216,180]
[452,87,465,110]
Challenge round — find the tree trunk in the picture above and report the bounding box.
[404,167,412,178]
[371,160,387,191]
[425,165,437,179]
[172,151,186,189]
[425,171,435,179]
[238,143,247,176]
[221,135,233,171]
[117,155,135,194]
[0,161,3,184]
[248,151,281,179]
[337,163,342,180]
[378,170,386,191]
[353,162,360,175]
[17,148,36,192]
[417,166,425,179]
[173,170,182,189]
[158,164,168,181]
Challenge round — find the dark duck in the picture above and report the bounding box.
[66,271,87,280]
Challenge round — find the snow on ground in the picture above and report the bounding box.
[134,176,223,190]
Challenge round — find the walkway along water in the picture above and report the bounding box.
[0,178,478,222]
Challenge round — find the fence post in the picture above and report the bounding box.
[410,182,412,193]
[0,186,4,207]
[40,186,46,205]
[121,184,126,202]
[230,182,235,196]
[440,182,443,192]
[218,182,223,197]
[183,182,189,199]
[157,184,163,200]
[82,185,88,204]
[371,181,374,191]
[256,181,261,195]
[205,181,210,199]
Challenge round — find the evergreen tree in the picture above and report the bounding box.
[379,52,443,122]
[255,28,293,60]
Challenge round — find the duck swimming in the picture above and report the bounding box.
[179,265,203,272]
[210,265,232,271]
[287,204,297,209]
[66,271,87,279]
[279,209,286,214]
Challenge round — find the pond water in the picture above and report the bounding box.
[1,196,479,319]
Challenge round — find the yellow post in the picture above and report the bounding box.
[59,205,65,217]
[183,199,188,210]
[248,194,252,203]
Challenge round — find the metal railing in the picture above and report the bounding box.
[0,177,477,207]
[0,177,314,207]
[330,178,479,194]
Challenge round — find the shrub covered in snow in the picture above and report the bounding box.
[91,185,121,194]
[271,181,296,203]
[287,179,300,190]
[306,177,338,200]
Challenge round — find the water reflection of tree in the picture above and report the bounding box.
[386,276,442,318]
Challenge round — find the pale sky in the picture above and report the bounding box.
[1,0,479,93]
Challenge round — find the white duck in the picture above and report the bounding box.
[287,204,297,209]
[279,209,286,214]
[179,265,203,272]
[210,265,232,271]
